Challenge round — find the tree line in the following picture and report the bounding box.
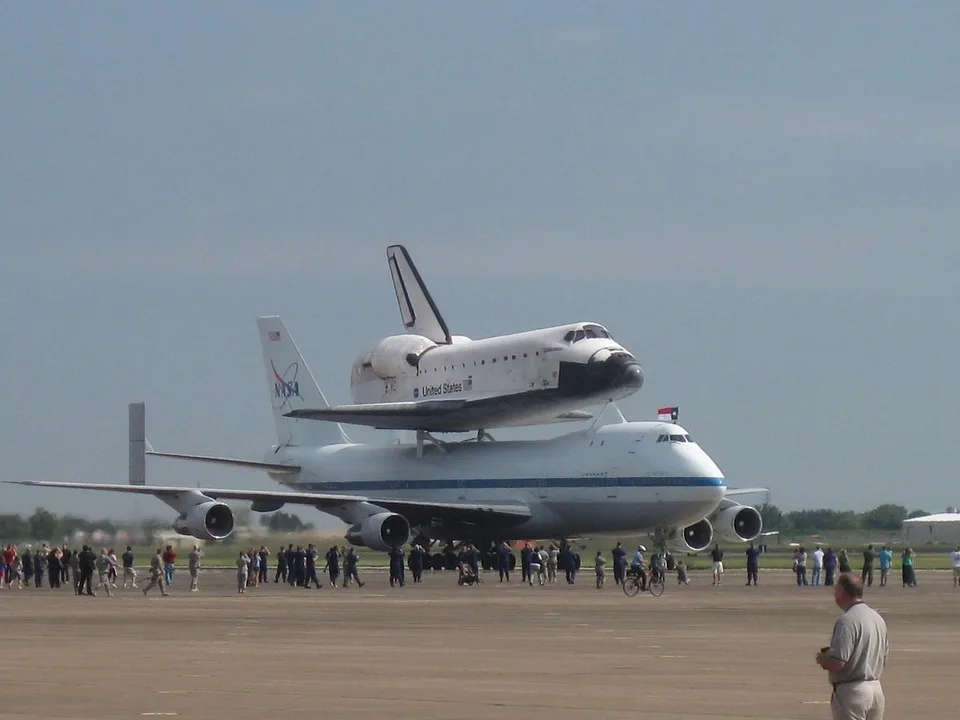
[0,508,316,542]
[758,503,928,533]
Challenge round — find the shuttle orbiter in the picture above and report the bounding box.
[286,245,644,445]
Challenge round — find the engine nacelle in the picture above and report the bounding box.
[711,504,763,543]
[344,512,411,552]
[172,501,235,541]
[663,518,714,553]
[369,335,437,378]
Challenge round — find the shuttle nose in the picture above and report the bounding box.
[557,350,644,397]
[602,352,644,391]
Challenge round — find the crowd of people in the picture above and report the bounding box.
[786,544,920,589]
[2,540,958,598]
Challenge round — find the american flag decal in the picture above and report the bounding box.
[464,376,472,391]
[268,331,281,341]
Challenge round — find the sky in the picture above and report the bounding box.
[2,3,959,528]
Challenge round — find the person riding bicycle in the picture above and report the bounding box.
[649,552,666,584]
[630,545,647,590]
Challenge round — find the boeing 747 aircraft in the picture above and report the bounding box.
[286,245,644,442]
[8,317,763,553]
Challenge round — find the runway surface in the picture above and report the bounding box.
[1,569,956,719]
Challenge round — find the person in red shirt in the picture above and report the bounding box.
[2,546,16,586]
[162,545,177,585]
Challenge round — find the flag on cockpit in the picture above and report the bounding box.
[657,406,678,422]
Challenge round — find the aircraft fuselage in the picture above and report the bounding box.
[267,420,724,540]
[348,322,644,431]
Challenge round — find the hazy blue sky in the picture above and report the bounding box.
[2,4,958,527]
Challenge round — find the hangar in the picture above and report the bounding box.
[903,512,960,547]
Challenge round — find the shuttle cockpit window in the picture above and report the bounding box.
[564,324,613,343]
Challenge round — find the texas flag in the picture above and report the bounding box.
[657,406,679,422]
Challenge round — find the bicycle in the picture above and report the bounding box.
[622,565,665,597]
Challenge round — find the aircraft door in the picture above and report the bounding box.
[457,479,467,501]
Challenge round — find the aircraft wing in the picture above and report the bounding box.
[145,451,300,475]
[722,488,769,497]
[5,481,532,526]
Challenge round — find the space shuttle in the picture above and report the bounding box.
[286,246,644,441]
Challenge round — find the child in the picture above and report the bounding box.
[594,551,606,589]
[676,560,689,585]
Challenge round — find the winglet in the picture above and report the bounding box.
[386,245,452,344]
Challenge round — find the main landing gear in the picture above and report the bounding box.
[414,428,496,458]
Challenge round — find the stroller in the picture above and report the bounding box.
[457,562,483,586]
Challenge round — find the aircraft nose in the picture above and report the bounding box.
[620,361,644,390]
[601,352,643,391]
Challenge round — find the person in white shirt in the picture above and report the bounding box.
[812,546,825,586]
[951,546,960,588]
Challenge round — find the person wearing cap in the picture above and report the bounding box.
[816,573,888,719]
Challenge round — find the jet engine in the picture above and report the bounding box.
[711,504,763,543]
[369,335,437,378]
[344,512,411,552]
[172,502,235,541]
[662,518,714,553]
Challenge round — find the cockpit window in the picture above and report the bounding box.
[658,433,694,443]
[564,324,613,343]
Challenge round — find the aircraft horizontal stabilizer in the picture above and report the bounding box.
[146,450,300,475]
[6,481,531,526]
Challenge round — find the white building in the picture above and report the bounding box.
[903,513,960,546]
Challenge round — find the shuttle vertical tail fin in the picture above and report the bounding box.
[257,316,351,447]
[386,245,452,345]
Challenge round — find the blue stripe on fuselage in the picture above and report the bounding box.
[299,476,727,493]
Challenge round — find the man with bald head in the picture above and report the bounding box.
[816,573,888,719]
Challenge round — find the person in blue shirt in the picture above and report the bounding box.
[388,546,405,587]
[304,544,321,588]
[324,546,341,587]
[344,547,364,588]
[612,542,627,585]
[877,546,893,587]
[497,542,512,582]
[408,544,424,583]
[520,543,533,584]
[745,542,760,586]
[823,547,838,587]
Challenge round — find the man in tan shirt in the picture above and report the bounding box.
[816,573,888,719]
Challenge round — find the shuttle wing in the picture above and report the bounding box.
[6,480,532,526]
[286,398,470,431]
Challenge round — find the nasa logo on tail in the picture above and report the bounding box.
[413,387,420,399]
[271,360,302,411]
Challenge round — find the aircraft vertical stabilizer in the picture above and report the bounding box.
[129,402,146,485]
[257,316,350,447]
[386,245,452,345]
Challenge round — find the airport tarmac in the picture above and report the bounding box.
[1,569,955,720]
